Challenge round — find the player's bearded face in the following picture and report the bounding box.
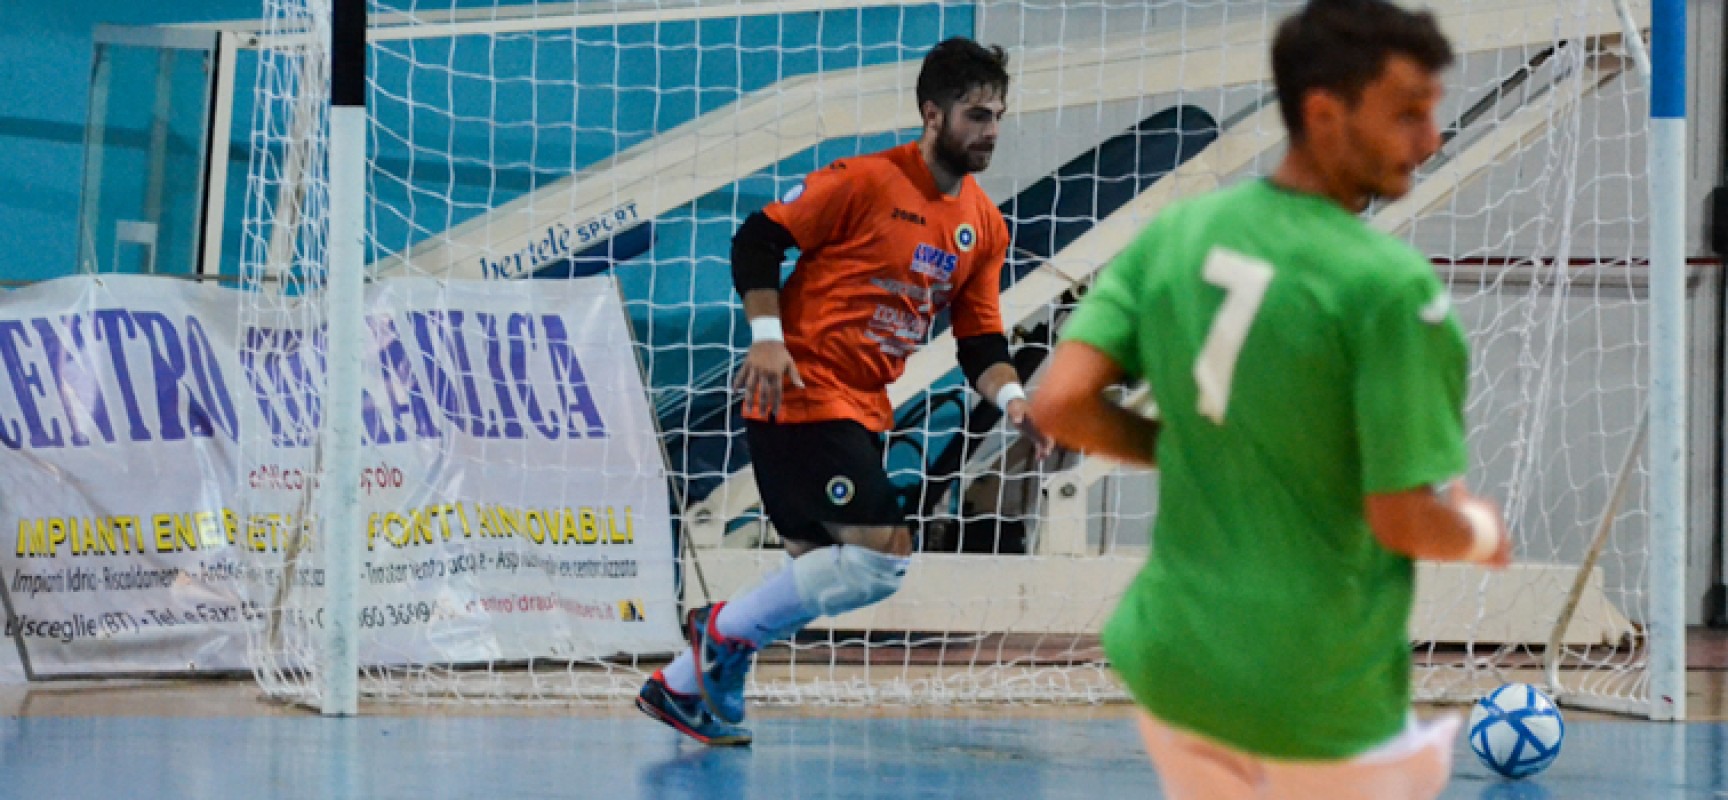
[933,88,1005,175]
[1339,56,1445,201]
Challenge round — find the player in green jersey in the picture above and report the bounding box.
[1032,1,1511,797]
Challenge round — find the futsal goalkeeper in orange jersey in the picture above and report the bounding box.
[636,37,1051,746]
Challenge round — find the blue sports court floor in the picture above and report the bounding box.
[1,682,1725,800]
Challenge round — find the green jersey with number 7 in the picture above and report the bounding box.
[1061,177,1470,760]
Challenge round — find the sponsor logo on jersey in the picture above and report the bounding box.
[891,207,927,226]
[909,243,958,280]
[870,304,931,341]
[954,223,977,252]
[870,278,953,312]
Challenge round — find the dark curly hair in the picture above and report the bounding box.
[1272,0,1453,140]
[916,37,1010,115]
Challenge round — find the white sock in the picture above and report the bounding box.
[715,562,817,649]
[661,649,698,695]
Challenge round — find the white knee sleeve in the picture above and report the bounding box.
[791,545,909,617]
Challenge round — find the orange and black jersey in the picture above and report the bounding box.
[752,141,1009,432]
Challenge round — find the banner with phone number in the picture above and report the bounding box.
[0,275,681,678]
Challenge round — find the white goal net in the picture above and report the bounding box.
[233,0,1678,716]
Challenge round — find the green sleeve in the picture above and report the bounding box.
[1354,268,1470,494]
[1060,223,1155,380]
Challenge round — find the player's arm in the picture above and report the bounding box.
[1366,482,1511,567]
[1356,271,1509,568]
[1033,228,1159,466]
[951,225,1052,458]
[731,212,803,416]
[732,163,865,415]
[958,335,1050,458]
[1030,341,1158,467]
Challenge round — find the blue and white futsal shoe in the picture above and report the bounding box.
[688,602,756,725]
[636,670,752,746]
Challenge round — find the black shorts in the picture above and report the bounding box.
[745,419,905,545]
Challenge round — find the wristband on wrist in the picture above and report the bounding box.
[993,382,1027,411]
[750,317,784,343]
[1457,500,1502,563]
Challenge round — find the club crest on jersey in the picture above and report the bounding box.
[909,243,958,280]
[954,223,977,252]
[826,476,855,506]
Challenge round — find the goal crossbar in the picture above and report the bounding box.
[358,1,1633,285]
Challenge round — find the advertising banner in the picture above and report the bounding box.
[0,275,681,677]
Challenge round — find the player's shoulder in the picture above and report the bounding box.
[831,145,906,181]
[1147,179,1260,236]
[1348,227,1433,283]
[981,203,1010,258]
[967,185,1009,235]
[1233,183,1428,281]
[1187,177,1269,212]
[805,149,895,193]
[1338,234,1448,331]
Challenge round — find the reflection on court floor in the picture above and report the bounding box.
[0,712,1723,799]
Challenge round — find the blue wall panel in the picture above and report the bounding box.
[0,2,258,282]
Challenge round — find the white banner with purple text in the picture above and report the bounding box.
[0,275,680,678]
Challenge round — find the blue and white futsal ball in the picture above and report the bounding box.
[1468,683,1565,779]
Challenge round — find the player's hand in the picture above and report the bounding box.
[735,340,804,418]
[1485,524,1514,570]
[1004,397,1054,461]
[1456,492,1513,570]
